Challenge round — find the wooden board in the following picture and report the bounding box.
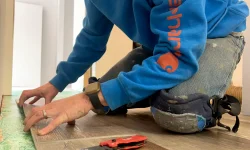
[23,100,166,150]
[1,95,250,150]
[84,68,92,87]
[242,1,250,116]
[0,0,14,97]
[36,138,166,150]
[22,98,250,150]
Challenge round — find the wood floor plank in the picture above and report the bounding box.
[36,137,167,150]
[212,118,250,140]
[104,109,250,150]
[21,99,250,150]
[23,102,142,149]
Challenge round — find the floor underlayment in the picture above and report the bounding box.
[1,92,250,150]
[0,91,79,150]
[0,95,34,150]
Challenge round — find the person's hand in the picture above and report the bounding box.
[23,93,93,135]
[18,83,59,107]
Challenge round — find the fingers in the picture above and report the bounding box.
[29,96,41,105]
[24,107,44,125]
[23,110,43,132]
[23,107,58,132]
[19,89,41,107]
[24,105,55,124]
[28,95,53,106]
[38,113,69,136]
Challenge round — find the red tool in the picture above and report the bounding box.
[82,135,147,150]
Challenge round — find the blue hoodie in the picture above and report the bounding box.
[50,0,249,110]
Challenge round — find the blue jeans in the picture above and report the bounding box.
[93,33,245,115]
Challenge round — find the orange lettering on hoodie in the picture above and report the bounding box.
[157,0,183,73]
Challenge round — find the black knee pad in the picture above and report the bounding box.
[150,90,241,133]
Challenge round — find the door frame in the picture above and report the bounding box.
[242,30,250,116]
[0,0,15,97]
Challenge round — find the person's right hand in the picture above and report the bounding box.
[18,83,59,107]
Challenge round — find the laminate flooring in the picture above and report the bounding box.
[22,97,250,150]
[2,96,250,150]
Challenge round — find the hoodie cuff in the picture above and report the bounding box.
[50,74,70,92]
[100,78,130,110]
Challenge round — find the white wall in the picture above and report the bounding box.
[73,0,85,44]
[71,0,86,91]
[63,0,74,61]
[55,0,74,90]
[12,2,43,88]
[56,0,74,64]
[15,0,58,85]
[15,0,74,88]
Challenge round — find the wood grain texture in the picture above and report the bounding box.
[0,0,14,97]
[37,138,167,150]
[20,98,250,150]
[84,68,92,87]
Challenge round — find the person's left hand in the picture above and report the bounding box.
[23,93,94,135]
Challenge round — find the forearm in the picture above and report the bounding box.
[50,1,114,92]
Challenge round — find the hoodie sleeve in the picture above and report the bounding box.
[101,0,208,110]
[50,0,114,91]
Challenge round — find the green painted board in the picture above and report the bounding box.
[0,96,35,150]
[0,91,79,150]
